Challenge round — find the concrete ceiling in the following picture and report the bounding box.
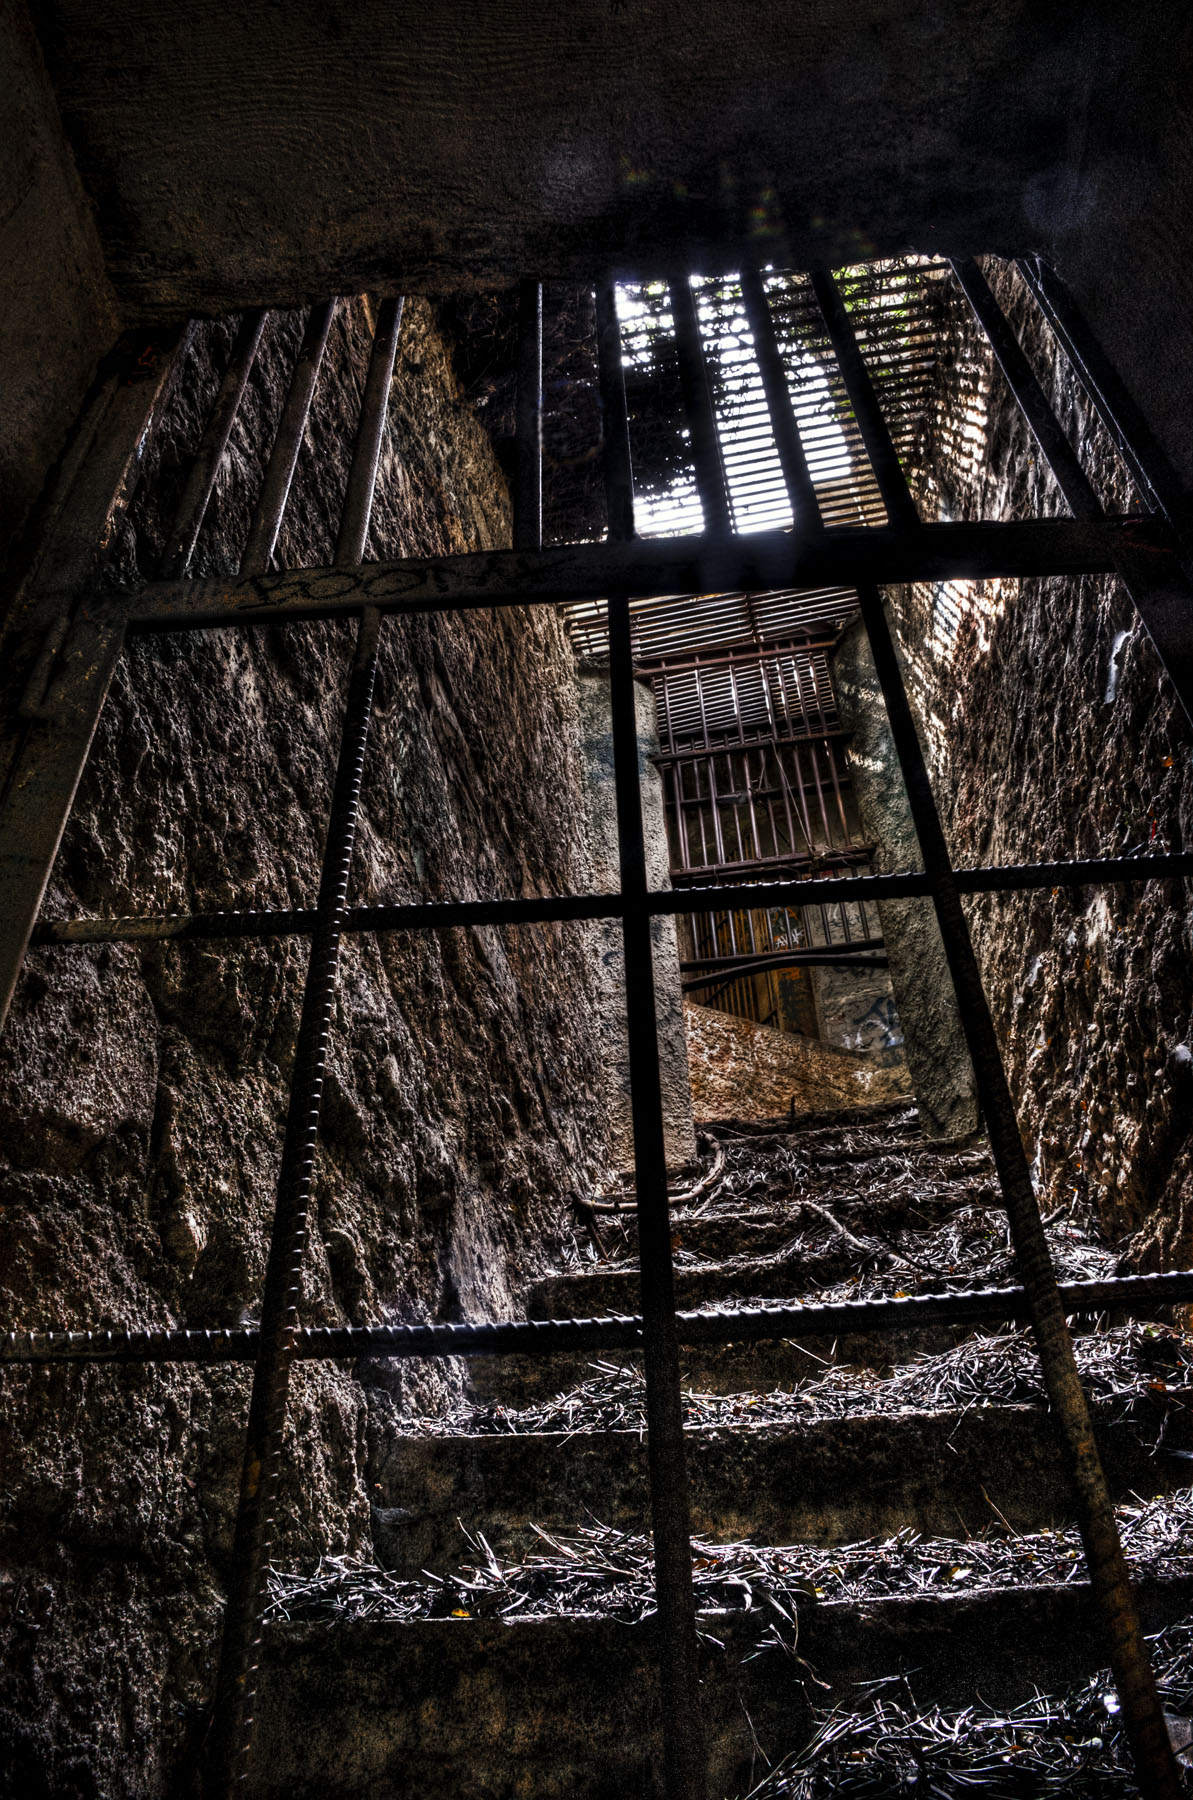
[32,0,1123,317]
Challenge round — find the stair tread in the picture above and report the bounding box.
[252,1576,1193,1799]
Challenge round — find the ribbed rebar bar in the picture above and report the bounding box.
[240,300,337,576]
[8,1267,1193,1366]
[28,850,1193,947]
[951,255,1193,729]
[206,605,383,1798]
[163,310,268,576]
[336,296,403,566]
[855,581,1181,1800]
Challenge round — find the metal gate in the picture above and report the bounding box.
[2,257,1193,1798]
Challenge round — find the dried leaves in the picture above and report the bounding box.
[734,1618,1193,1796]
[405,1322,1193,1439]
[267,1488,1193,1633]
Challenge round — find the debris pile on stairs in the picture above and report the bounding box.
[254,1102,1193,1798]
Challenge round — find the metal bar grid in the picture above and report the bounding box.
[1,256,1191,1800]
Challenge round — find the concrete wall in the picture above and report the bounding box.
[0,2,116,583]
[30,0,1095,314]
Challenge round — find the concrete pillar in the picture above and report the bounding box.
[579,669,697,1173]
[831,614,979,1141]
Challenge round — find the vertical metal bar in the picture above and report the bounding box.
[0,325,190,1032]
[949,259,1101,522]
[771,740,799,858]
[726,747,748,865]
[854,579,1180,1800]
[207,605,384,1797]
[952,255,1193,727]
[607,589,706,1800]
[336,297,405,567]
[690,750,712,868]
[164,310,269,577]
[668,273,733,535]
[240,301,337,577]
[738,262,823,531]
[809,271,919,530]
[825,737,850,844]
[661,683,695,873]
[1016,256,1193,558]
[0,608,126,1033]
[672,759,693,872]
[514,279,543,552]
[596,279,637,543]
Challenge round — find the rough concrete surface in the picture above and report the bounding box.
[35,1,1094,313]
[0,3,116,580]
[684,999,910,1124]
[894,259,1193,1266]
[251,1577,1193,1799]
[0,297,612,1796]
[369,1402,1180,1578]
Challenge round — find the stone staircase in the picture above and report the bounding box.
[252,1104,1193,1798]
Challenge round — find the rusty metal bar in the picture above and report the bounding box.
[0,326,192,1034]
[121,517,1148,632]
[608,589,706,1800]
[738,262,823,531]
[951,256,1193,728]
[637,635,838,681]
[596,278,636,542]
[514,279,543,552]
[28,850,1193,948]
[335,297,404,566]
[854,581,1180,1800]
[163,311,268,576]
[207,605,384,1797]
[684,943,886,982]
[949,259,1101,523]
[1016,256,1193,560]
[9,1267,1193,1367]
[810,271,919,530]
[239,301,337,576]
[669,273,732,536]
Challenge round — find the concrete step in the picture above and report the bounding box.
[368,1401,1181,1577]
[252,1575,1193,1799]
[593,1177,990,1263]
[464,1321,978,1407]
[527,1256,867,1319]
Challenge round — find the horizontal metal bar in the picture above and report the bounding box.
[682,950,888,989]
[6,1270,1193,1366]
[1017,257,1193,563]
[29,852,1193,948]
[116,519,1148,633]
[637,636,839,680]
[682,938,885,971]
[652,729,848,770]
